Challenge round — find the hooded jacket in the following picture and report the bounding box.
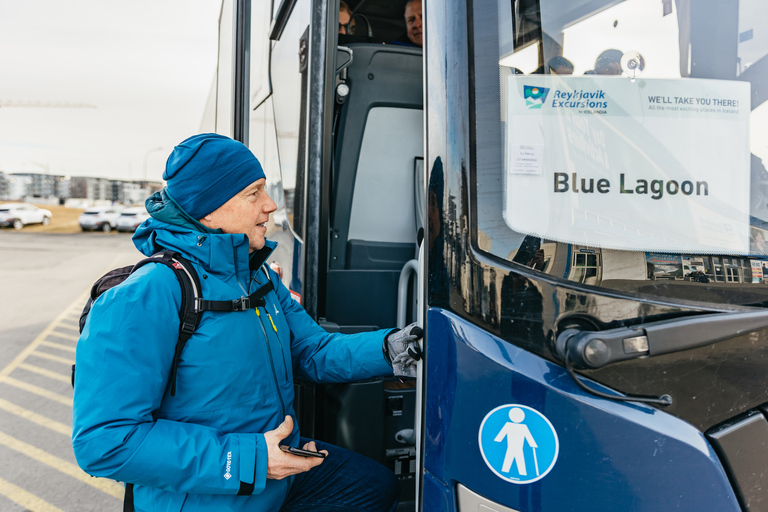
[72,190,393,511]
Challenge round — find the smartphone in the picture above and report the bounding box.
[279,444,326,458]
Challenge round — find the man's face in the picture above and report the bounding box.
[339,10,351,34]
[200,178,277,253]
[405,1,422,47]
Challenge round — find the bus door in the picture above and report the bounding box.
[423,0,768,510]
[238,0,427,508]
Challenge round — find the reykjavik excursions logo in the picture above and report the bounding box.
[524,84,609,111]
[523,85,550,109]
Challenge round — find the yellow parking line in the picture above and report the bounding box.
[39,341,76,353]
[18,364,71,384]
[0,377,72,406]
[0,291,89,381]
[0,431,124,499]
[48,331,79,343]
[29,352,73,365]
[55,323,79,332]
[0,398,70,436]
[0,476,64,512]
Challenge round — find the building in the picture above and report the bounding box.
[0,172,9,200]
[1,172,162,206]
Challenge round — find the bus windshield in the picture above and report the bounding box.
[473,0,768,305]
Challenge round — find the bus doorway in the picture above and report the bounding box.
[208,0,425,508]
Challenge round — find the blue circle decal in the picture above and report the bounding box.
[478,404,559,484]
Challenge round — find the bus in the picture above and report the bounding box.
[205,0,768,510]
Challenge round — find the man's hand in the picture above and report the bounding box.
[264,416,327,479]
[385,323,423,379]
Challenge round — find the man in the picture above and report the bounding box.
[404,0,422,47]
[72,134,422,512]
[339,0,352,34]
[594,49,623,75]
[547,56,574,75]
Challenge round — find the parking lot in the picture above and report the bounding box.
[0,231,139,511]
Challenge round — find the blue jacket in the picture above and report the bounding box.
[72,192,393,511]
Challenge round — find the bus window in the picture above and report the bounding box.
[270,0,310,234]
[347,107,422,246]
[474,0,768,307]
[250,0,273,108]
[215,0,236,137]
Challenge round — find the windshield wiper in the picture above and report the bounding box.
[556,310,768,406]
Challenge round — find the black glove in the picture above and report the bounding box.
[384,323,423,378]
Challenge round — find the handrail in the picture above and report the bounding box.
[397,259,419,328]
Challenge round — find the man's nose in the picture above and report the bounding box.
[265,194,278,213]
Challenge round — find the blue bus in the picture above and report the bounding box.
[207,0,768,509]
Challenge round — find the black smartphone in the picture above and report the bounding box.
[279,445,326,458]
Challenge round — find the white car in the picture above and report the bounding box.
[116,207,151,232]
[79,206,123,232]
[0,203,53,230]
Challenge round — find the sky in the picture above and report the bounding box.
[0,0,223,183]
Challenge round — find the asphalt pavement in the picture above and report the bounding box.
[0,231,140,511]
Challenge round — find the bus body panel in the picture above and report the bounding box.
[423,308,741,511]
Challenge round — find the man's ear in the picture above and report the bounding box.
[199,213,214,227]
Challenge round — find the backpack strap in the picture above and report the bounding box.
[133,250,202,397]
[196,280,274,312]
[131,251,274,396]
[123,483,134,512]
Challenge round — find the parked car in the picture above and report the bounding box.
[116,207,151,232]
[0,203,53,230]
[79,206,123,232]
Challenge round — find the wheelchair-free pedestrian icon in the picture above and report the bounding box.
[478,404,559,484]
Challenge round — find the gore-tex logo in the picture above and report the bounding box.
[224,451,232,480]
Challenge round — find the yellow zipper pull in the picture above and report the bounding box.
[255,308,261,317]
[267,313,278,332]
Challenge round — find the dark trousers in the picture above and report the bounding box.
[280,438,399,512]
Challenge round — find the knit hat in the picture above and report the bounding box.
[163,133,266,220]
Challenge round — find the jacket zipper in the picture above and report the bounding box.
[259,267,289,376]
[269,312,289,376]
[256,309,286,419]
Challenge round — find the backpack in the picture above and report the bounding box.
[73,249,275,396]
[74,250,275,512]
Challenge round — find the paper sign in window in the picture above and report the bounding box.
[503,76,751,254]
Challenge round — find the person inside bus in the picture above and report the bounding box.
[547,56,574,75]
[339,0,352,34]
[404,0,423,47]
[391,0,422,47]
[72,133,423,512]
[593,49,623,75]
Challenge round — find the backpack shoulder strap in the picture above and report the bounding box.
[194,264,274,312]
[133,250,202,397]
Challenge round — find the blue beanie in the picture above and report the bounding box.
[163,133,266,219]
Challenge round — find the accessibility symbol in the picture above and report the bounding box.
[478,404,559,484]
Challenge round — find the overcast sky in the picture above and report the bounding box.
[0,0,222,182]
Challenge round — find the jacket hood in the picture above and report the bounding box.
[134,189,277,282]
[145,187,220,234]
